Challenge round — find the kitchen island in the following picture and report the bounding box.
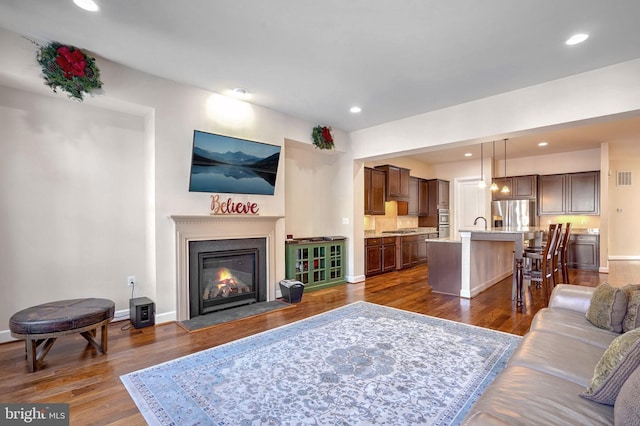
[427,227,544,305]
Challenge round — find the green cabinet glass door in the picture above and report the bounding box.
[285,240,345,291]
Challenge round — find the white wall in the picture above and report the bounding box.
[0,84,147,333]
[609,157,640,258]
[0,28,354,341]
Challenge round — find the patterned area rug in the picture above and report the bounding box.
[121,302,520,425]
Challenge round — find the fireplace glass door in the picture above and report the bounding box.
[198,249,257,315]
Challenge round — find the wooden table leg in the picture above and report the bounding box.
[80,320,109,353]
[101,322,108,353]
[25,337,57,372]
[25,338,36,373]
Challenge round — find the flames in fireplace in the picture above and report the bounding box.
[202,267,252,300]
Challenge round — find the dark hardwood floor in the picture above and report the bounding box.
[0,262,631,425]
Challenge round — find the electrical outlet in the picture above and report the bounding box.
[128,275,136,287]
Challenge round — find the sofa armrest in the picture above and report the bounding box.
[548,284,595,314]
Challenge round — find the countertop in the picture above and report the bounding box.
[462,226,598,235]
[425,237,461,244]
[365,227,438,238]
[285,236,346,244]
[427,226,599,243]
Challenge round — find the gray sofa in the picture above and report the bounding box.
[463,284,623,425]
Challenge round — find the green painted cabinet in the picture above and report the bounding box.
[285,238,346,291]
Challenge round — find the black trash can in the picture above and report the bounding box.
[279,280,305,303]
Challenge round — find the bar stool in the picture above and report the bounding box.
[523,223,563,305]
[557,222,572,283]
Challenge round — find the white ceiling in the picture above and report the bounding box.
[1,0,640,162]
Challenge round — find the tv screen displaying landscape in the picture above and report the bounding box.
[189,130,281,195]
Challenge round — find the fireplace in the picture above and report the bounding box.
[189,238,267,319]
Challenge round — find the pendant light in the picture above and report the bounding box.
[490,140,499,191]
[500,138,510,193]
[478,142,487,188]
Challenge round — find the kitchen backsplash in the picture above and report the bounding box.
[539,215,600,230]
[364,201,419,233]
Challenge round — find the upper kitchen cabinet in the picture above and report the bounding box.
[491,177,513,200]
[491,175,537,201]
[567,171,600,215]
[364,167,386,215]
[538,171,600,215]
[408,177,429,216]
[427,179,449,215]
[375,165,410,201]
[408,177,419,215]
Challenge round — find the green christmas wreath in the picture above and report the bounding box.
[36,42,102,101]
[312,125,334,150]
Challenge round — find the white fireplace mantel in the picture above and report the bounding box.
[171,215,285,321]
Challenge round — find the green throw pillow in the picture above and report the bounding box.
[622,285,640,333]
[585,283,627,333]
[614,364,640,426]
[580,327,640,405]
[623,291,640,333]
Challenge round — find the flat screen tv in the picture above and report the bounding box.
[188,130,281,195]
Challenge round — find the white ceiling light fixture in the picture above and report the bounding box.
[464,152,472,157]
[566,33,589,45]
[229,88,252,100]
[538,141,549,147]
[350,106,362,113]
[73,0,99,12]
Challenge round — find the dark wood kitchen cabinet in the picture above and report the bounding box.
[567,172,600,215]
[491,175,537,201]
[399,235,427,269]
[491,177,513,200]
[538,171,599,215]
[364,167,386,215]
[375,165,410,200]
[408,177,419,215]
[567,233,599,271]
[427,179,449,215]
[419,179,429,215]
[408,177,429,216]
[365,237,396,276]
[538,174,566,215]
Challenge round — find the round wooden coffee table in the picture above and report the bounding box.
[9,298,115,372]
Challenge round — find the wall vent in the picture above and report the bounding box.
[617,171,632,187]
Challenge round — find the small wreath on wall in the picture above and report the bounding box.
[36,41,103,101]
[312,125,334,150]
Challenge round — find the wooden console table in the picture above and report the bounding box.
[9,298,115,372]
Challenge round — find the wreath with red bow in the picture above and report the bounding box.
[36,42,102,101]
[312,125,334,150]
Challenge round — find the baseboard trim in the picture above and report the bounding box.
[346,275,366,283]
[0,329,15,344]
[609,255,640,261]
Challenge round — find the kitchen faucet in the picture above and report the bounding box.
[473,216,488,230]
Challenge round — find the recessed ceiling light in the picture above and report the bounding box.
[566,33,589,45]
[228,88,252,100]
[464,153,472,157]
[350,106,362,113]
[538,141,549,147]
[73,0,99,12]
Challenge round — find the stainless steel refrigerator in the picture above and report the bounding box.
[491,199,537,228]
